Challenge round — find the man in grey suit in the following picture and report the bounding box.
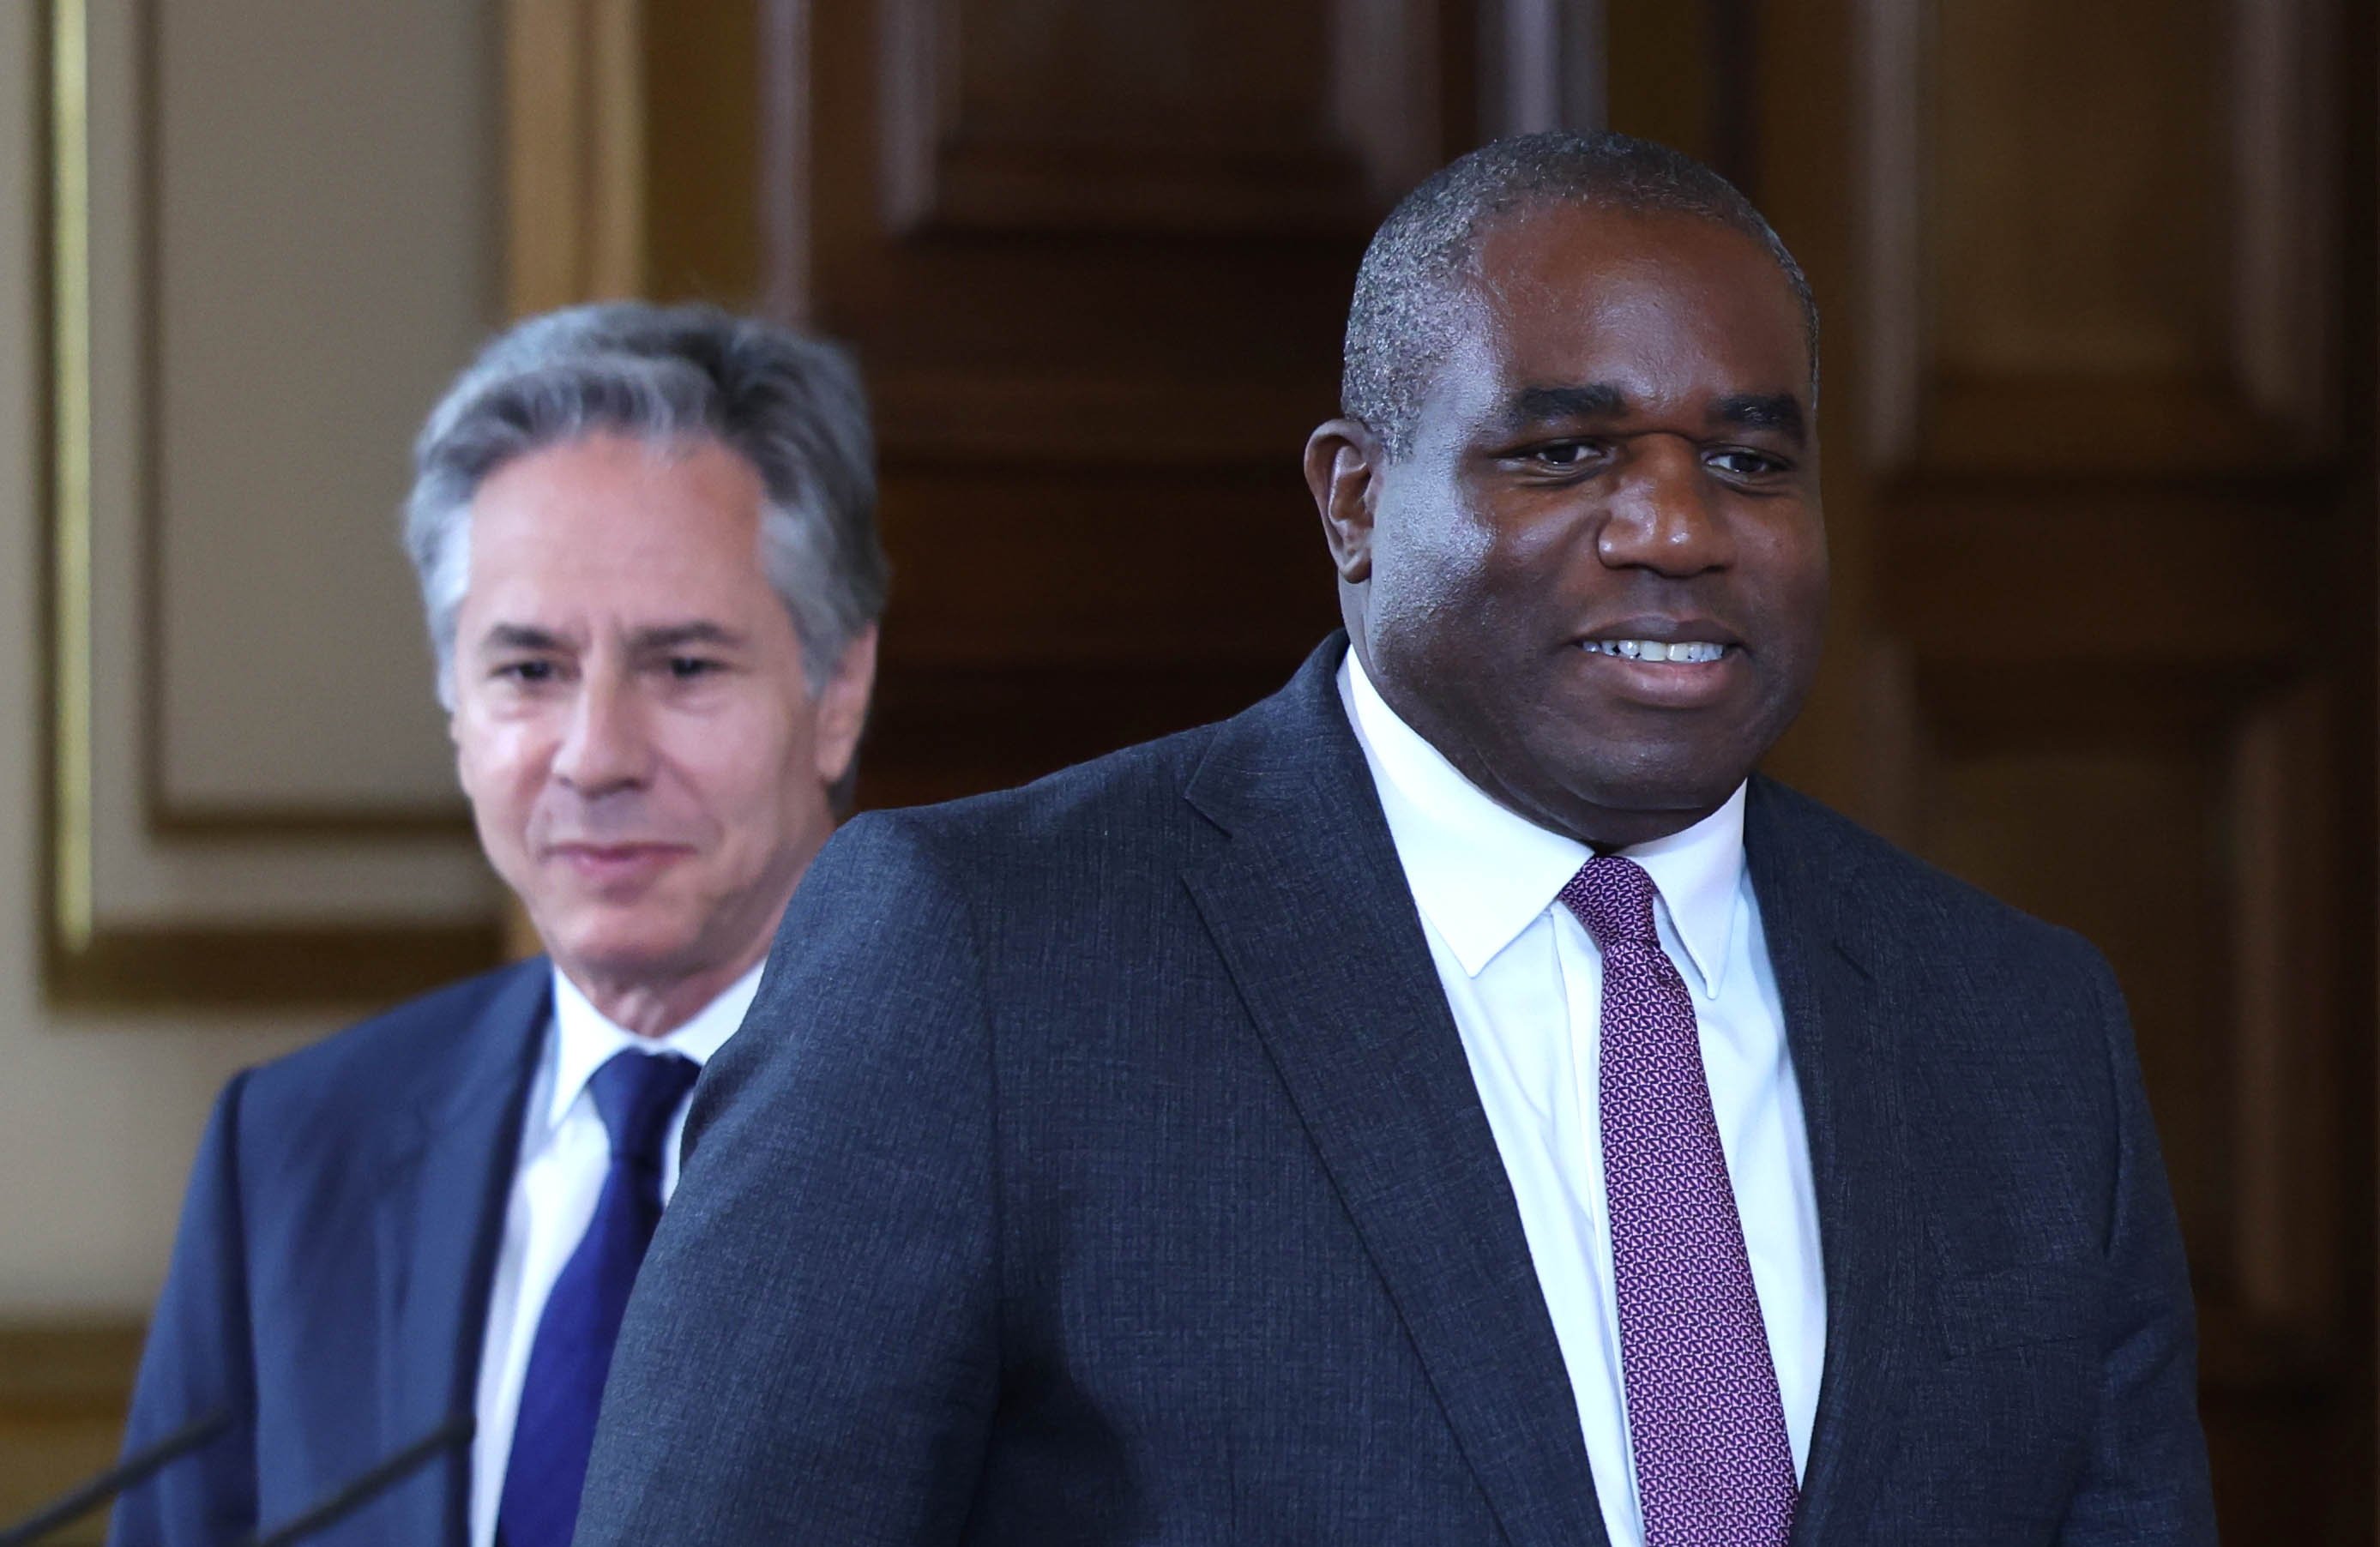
[578,132,2215,1544]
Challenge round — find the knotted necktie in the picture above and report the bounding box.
[497,1049,700,1547]
[1558,857,1797,1547]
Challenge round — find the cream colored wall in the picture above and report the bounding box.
[0,11,321,1305]
[0,0,504,1320]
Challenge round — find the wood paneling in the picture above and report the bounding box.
[766,0,1483,802]
[642,0,762,301]
[1907,665,2348,1353]
[36,0,505,1008]
[877,0,1443,234]
[1863,0,2341,474]
[1815,0,2377,1534]
[505,0,645,310]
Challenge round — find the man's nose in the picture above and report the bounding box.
[551,676,654,795]
[1596,436,1735,577]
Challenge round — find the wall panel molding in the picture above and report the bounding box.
[1858,0,2342,476]
[1895,659,2346,1367]
[504,0,647,313]
[768,0,1457,807]
[1479,0,1605,138]
[874,0,1443,236]
[37,0,504,1005]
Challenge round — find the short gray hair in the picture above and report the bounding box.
[405,301,888,705]
[1343,130,1819,460]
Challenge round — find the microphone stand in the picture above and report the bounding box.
[237,1413,474,1547]
[0,1410,231,1547]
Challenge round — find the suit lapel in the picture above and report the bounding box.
[372,961,550,1544]
[1184,640,1608,1547]
[1744,781,1919,1545]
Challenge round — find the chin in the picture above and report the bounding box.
[1575,783,1740,826]
[545,911,704,979]
[1545,736,1750,810]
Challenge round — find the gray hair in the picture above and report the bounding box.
[1343,130,1820,460]
[405,301,887,706]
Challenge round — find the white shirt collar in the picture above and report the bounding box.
[1341,649,1748,998]
[543,962,762,1133]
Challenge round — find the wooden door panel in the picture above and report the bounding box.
[1815,0,2376,1532]
[1866,0,2341,474]
[1907,665,2348,1355]
[873,467,1326,666]
[774,0,1473,801]
[879,0,1443,234]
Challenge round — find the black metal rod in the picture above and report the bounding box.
[0,1409,232,1547]
[241,1413,474,1547]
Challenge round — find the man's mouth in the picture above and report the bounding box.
[1580,639,1731,664]
[546,843,695,883]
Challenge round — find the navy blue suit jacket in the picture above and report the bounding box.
[109,960,551,1546]
[579,635,2219,1544]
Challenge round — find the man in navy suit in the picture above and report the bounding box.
[580,133,2217,1544]
[110,304,886,1545]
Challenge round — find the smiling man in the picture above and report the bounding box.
[580,135,2214,1546]
[111,304,884,1547]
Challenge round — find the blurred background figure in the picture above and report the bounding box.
[108,304,882,1544]
[0,4,2369,1545]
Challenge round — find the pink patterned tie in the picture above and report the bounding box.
[1558,856,1798,1547]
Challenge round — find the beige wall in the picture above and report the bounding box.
[0,0,505,1321]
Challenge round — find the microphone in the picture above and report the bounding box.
[237,1412,474,1547]
[0,1408,232,1546]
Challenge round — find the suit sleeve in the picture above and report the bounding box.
[2055,951,2219,1544]
[575,812,1002,1546]
[107,1074,260,1547]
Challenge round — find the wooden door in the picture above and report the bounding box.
[759,0,1495,806]
[1642,2,2377,1540]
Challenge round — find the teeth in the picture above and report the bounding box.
[1586,639,1727,664]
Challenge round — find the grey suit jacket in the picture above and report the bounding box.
[577,635,2216,1545]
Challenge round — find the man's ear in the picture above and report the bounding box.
[1304,418,1384,586]
[812,623,879,788]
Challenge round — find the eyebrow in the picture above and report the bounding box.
[1498,383,1629,433]
[1494,382,1810,448]
[630,622,748,653]
[479,623,567,653]
[1710,392,1808,445]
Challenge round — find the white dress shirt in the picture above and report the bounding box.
[1339,653,1825,1547]
[467,963,761,1547]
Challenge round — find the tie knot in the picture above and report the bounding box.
[585,1050,700,1168]
[1557,855,1664,951]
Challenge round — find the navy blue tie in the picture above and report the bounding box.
[497,1049,700,1547]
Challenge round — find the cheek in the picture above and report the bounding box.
[666,706,816,831]
[1369,491,1501,631]
[455,717,542,816]
[1746,515,1830,634]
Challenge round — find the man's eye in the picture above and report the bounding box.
[1526,440,1602,469]
[497,659,556,683]
[1708,448,1787,477]
[667,656,723,679]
